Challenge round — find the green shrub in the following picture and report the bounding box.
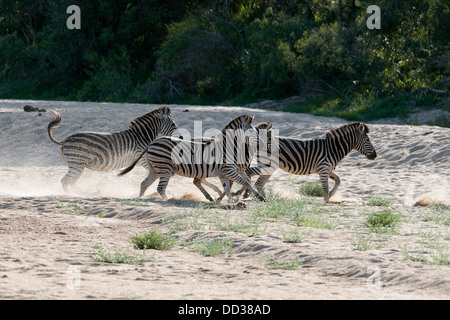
[131,230,176,251]
[366,197,395,207]
[366,209,401,233]
[299,181,324,197]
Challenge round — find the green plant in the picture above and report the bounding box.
[281,229,305,243]
[185,235,233,257]
[131,230,176,251]
[88,244,154,264]
[54,199,83,216]
[401,242,450,266]
[261,255,302,270]
[421,203,450,226]
[293,215,335,230]
[120,199,147,207]
[298,181,324,197]
[366,209,401,233]
[366,197,395,207]
[250,193,310,220]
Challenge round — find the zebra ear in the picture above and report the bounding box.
[155,111,169,120]
[358,123,365,134]
[154,106,170,119]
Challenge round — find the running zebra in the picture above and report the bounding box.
[238,122,377,203]
[118,115,266,202]
[47,106,179,193]
[197,122,276,202]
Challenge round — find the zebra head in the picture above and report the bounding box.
[354,122,377,160]
[153,106,181,138]
[221,114,255,132]
[220,114,256,140]
[219,115,257,164]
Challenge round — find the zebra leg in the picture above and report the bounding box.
[328,172,341,198]
[193,178,215,202]
[241,168,269,198]
[219,177,233,203]
[216,180,228,203]
[222,167,265,202]
[61,165,85,194]
[255,174,271,196]
[318,170,331,203]
[233,178,248,197]
[156,169,172,200]
[219,174,249,202]
[202,179,223,195]
[241,173,272,199]
[139,166,159,198]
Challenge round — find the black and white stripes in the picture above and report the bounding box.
[119,114,266,202]
[48,107,377,203]
[47,106,178,193]
[241,122,377,203]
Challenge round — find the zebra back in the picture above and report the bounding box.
[128,106,179,146]
[143,114,256,178]
[50,106,179,174]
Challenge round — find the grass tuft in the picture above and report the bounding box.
[366,196,394,207]
[298,181,324,197]
[88,244,154,264]
[131,230,176,250]
[366,209,401,233]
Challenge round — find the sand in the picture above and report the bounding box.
[0,99,449,300]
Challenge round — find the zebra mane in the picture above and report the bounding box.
[325,122,369,139]
[220,114,254,134]
[128,106,171,130]
[254,122,272,131]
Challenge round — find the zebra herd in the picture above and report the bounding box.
[47,106,377,203]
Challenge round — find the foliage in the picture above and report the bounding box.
[298,181,324,197]
[131,229,176,251]
[1,0,448,120]
[366,209,401,233]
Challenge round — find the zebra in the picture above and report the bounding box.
[47,106,179,193]
[236,122,377,203]
[193,122,276,202]
[118,114,266,202]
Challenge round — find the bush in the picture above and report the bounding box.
[299,181,324,197]
[366,209,401,233]
[131,230,176,251]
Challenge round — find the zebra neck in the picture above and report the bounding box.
[128,121,159,146]
[326,132,355,164]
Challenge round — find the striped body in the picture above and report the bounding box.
[195,122,275,202]
[120,115,265,202]
[241,122,377,203]
[61,131,145,171]
[47,106,178,193]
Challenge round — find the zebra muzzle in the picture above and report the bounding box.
[367,151,377,160]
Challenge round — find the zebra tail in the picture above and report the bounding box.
[117,149,148,177]
[47,110,63,145]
